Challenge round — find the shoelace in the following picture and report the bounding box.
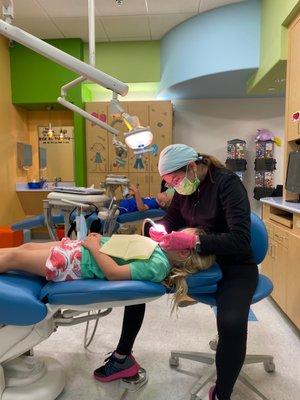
[104,351,113,363]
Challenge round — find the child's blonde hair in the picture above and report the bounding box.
[164,228,215,313]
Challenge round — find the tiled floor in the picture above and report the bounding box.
[36,296,300,400]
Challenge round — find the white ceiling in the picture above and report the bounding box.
[7,0,245,42]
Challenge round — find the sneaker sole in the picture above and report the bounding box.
[94,362,140,383]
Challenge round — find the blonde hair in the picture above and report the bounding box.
[163,228,215,313]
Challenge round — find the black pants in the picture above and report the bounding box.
[116,262,258,400]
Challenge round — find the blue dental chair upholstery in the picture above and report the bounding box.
[0,258,220,399]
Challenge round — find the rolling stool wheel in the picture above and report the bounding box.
[169,355,179,368]
[120,368,148,391]
[263,360,275,373]
[209,339,218,351]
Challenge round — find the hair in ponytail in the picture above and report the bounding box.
[198,153,225,169]
[163,228,215,313]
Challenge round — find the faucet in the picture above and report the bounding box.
[54,177,62,187]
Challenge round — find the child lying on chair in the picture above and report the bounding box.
[0,229,214,311]
[118,184,174,214]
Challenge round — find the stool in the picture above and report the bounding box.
[170,275,274,400]
[0,226,23,248]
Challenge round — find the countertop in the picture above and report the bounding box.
[16,182,75,192]
[260,197,300,214]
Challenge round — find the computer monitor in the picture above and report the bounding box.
[285,151,300,201]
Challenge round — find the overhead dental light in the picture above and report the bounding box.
[0,0,153,153]
[110,94,153,151]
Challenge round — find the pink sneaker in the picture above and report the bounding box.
[94,352,140,383]
[206,385,217,400]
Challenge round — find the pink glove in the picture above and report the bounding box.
[159,231,197,251]
[149,226,167,242]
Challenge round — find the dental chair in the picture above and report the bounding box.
[169,213,274,400]
[0,264,221,399]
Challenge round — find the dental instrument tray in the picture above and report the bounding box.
[53,186,105,195]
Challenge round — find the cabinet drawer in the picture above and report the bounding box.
[264,221,274,240]
[273,226,289,248]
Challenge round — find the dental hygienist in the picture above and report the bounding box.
[154,144,258,400]
[95,143,258,400]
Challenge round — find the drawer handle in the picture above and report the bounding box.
[274,233,283,240]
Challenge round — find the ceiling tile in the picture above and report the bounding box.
[146,0,199,14]
[13,17,64,39]
[199,0,245,13]
[95,0,147,16]
[100,15,150,38]
[11,0,48,18]
[53,17,107,42]
[36,0,88,17]
[149,13,195,39]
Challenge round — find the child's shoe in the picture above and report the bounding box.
[94,352,140,383]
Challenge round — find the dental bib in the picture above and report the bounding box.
[100,234,158,260]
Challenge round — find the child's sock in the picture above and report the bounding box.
[114,352,127,361]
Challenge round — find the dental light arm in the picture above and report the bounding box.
[0,1,127,136]
[0,0,154,151]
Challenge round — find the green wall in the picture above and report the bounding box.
[10,38,86,185]
[247,0,300,94]
[83,41,160,83]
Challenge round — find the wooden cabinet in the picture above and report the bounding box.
[127,102,150,173]
[261,237,274,280]
[271,241,288,312]
[86,103,109,174]
[108,103,129,174]
[149,173,162,197]
[286,14,300,141]
[86,101,173,194]
[128,173,149,197]
[149,101,173,173]
[262,204,300,329]
[87,173,106,188]
[286,234,300,328]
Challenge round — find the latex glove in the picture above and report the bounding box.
[159,231,197,251]
[149,226,167,242]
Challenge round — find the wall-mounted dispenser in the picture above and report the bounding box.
[17,142,32,170]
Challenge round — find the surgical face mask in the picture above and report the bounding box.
[165,187,175,198]
[173,166,200,195]
[76,212,87,240]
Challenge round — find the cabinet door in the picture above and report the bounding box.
[108,102,129,173]
[127,102,149,173]
[128,173,150,197]
[149,173,162,197]
[272,242,288,312]
[286,234,300,329]
[261,238,273,280]
[86,103,109,173]
[286,15,300,141]
[149,101,172,173]
[87,172,106,188]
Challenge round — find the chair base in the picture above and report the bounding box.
[169,350,275,400]
[120,368,148,391]
[1,356,65,400]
